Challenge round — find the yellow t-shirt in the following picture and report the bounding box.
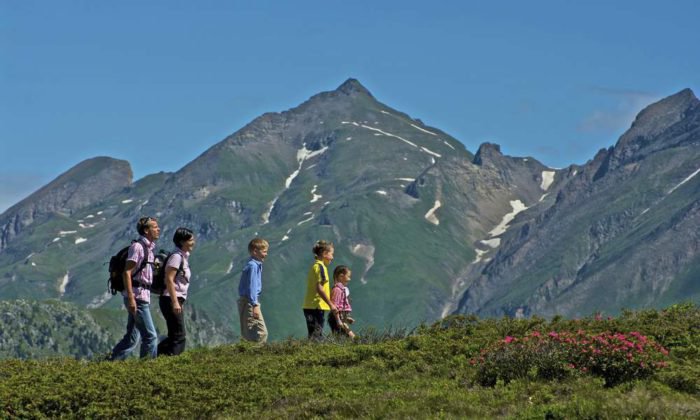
[302,259,331,310]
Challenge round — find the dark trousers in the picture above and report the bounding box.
[158,296,186,356]
[328,311,341,334]
[303,309,326,340]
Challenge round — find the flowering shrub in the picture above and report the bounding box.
[472,330,669,387]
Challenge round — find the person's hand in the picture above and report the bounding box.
[127,298,137,315]
[252,305,261,319]
[330,303,338,314]
[348,331,356,339]
[172,300,182,315]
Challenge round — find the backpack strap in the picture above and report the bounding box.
[165,251,186,278]
[130,239,151,286]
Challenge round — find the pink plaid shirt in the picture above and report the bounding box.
[331,283,352,312]
[123,236,155,303]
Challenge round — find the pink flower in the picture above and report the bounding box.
[504,336,515,344]
[548,331,559,338]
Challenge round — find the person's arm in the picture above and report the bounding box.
[239,264,261,319]
[330,287,343,324]
[315,266,337,313]
[250,264,262,319]
[123,260,137,315]
[165,266,180,314]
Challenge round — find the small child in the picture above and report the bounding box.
[328,265,356,339]
[237,238,269,343]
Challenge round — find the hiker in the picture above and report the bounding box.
[157,227,195,356]
[108,217,160,360]
[302,240,337,340]
[329,265,356,339]
[237,238,269,343]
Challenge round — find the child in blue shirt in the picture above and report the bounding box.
[237,238,269,343]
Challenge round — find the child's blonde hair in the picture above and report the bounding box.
[248,238,269,253]
[333,265,350,282]
[312,240,333,257]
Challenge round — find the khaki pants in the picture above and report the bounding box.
[237,297,268,343]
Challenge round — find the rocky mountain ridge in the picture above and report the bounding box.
[0,80,698,356]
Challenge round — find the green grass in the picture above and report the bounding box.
[2,304,699,418]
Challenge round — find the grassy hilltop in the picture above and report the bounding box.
[2,304,699,418]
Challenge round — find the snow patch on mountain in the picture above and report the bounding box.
[59,272,70,296]
[351,243,375,284]
[540,171,556,191]
[298,213,314,226]
[75,238,88,245]
[472,248,488,264]
[262,197,278,225]
[410,123,438,136]
[420,147,442,158]
[488,200,528,237]
[668,168,700,194]
[481,238,501,248]
[343,121,417,148]
[424,200,442,225]
[285,143,329,188]
[310,185,322,203]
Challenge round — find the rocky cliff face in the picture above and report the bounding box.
[0,157,132,252]
[455,89,700,318]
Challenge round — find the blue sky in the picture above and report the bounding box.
[2,0,699,212]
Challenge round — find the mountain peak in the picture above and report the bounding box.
[336,78,374,98]
[624,88,698,139]
[612,88,699,164]
[473,143,503,165]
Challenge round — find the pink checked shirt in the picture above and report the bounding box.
[123,236,155,303]
[331,283,352,312]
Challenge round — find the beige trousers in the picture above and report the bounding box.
[237,297,268,343]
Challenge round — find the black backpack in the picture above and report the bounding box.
[150,250,185,295]
[107,239,149,295]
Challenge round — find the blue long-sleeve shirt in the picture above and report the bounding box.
[238,258,263,305]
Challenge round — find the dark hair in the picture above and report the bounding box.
[173,227,194,248]
[137,217,157,235]
[333,265,350,282]
[312,240,333,257]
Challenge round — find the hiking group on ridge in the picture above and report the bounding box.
[107,216,356,360]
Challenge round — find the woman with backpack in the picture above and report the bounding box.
[157,227,195,356]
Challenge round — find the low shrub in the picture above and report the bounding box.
[473,330,669,387]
